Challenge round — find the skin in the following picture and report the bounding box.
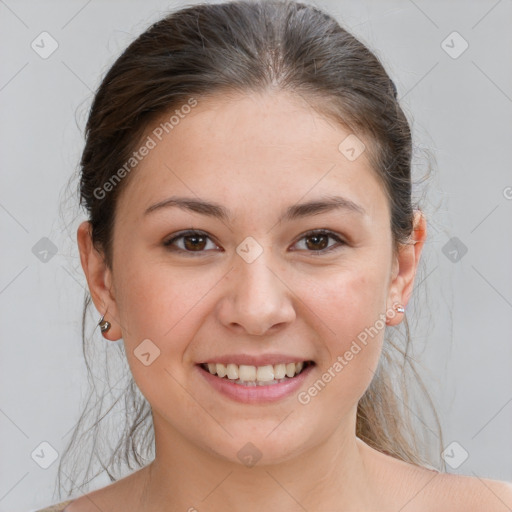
[74,90,512,512]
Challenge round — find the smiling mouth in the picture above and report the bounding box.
[198,361,315,386]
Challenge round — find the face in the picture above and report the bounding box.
[78,90,423,467]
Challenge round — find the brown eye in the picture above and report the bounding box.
[163,230,219,255]
[305,233,329,251]
[293,230,346,254]
[163,229,345,256]
[182,233,207,251]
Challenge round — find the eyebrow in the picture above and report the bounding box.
[143,194,366,222]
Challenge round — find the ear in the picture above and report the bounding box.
[386,210,427,326]
[77,220,122,340]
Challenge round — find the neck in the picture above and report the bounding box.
[138,407,379,511]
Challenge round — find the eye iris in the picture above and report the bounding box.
[184,234,206,251]
[306,233,328,251]
[172,231,336,253]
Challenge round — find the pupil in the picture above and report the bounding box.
[185,235,205,251]
[306,234,327,250]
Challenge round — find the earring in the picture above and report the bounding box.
[98,314,111,333]
[393,303,405,314]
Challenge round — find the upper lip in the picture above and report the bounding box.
[198,354,314,366]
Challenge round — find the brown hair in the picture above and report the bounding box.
[57,0,444,498]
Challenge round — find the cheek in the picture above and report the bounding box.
[113,257,219,358]
[301,262,388,347]
[296,264,388,407]
[113,263,210,407]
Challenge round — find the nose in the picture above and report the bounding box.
[216,250,296,336]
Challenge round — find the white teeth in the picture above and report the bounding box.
[203,361,309,383]
[216,363,227,378]
[285,362,296,378]
[256,365,274,382]
[274,363,286,379]
[238,365,256,381]
[226,363,239,380]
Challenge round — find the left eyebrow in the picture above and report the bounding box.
[143,194,367,222]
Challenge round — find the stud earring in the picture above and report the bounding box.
[393,303,405,313]
[98,314,111,333]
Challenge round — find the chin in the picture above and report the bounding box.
[202,428,314,468]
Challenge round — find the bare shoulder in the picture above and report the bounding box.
[390,459,512,511]
[65,466,150,512]
[422,471,512,511]
[33,500,75,512]
[64,487,116,512]
[357,439,512,511]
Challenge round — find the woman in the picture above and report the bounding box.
[36,0,512,510]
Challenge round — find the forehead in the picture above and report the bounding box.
[116,90,389,224]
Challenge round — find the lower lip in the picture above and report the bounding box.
[196,363,315,404]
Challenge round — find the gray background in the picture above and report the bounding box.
[1,0,511,511]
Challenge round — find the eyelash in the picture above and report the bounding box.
[162,229,346,256]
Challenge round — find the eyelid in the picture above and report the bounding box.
[163,229,346,255]
[163,229,221,255]
[290,229,346,254]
